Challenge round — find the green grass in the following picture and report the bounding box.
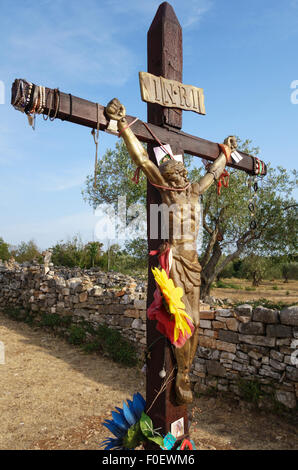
[214,280,240,289]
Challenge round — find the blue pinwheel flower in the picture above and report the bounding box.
[100,392,146,450]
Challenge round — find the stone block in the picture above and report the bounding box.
[239,321,265,335]
[197,346,212,359]
[270,350,284,362]
[206,360,226,377]
[132,318,143,329]
[236,351,249,361]
[213,321,226,329]
[199,336,216,349]
[235,304,253,316]
[216,340,236,353]
[218,330,239,344]
[232,362,243,372]
[251,359,261,368]
[269,359,286,371]
[252,306,279,324]
[200,319,212,329]
[259,367,281,380]
[238,334,275,347]
[226,318,239,331]
[203,329,218,338]
[134,299,147,310]
[79,292,88,303]
[220,352,236,361]
[91,286,103,296]
[280,306,298,326]
[248,350,262,360]
[139,310,146,321]
[266,324,292,338]
[275,390,297,409]
[194,362,206,373]
[200,311,215,320]
[237,315,251,324]
[286,366,298,382]
[119,317,133,328]
[61,288,70,296]
[216,308,233,317]
[124,309,140,319]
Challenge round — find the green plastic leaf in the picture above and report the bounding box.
[139,412,164,447]
[122,420,144,449]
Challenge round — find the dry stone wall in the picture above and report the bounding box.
[0,262,297,410]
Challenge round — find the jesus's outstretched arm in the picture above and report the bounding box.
[106,98,165,187]
[195,135,237,194]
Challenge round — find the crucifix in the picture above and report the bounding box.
[11,1,266,449]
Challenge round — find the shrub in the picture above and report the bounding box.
[68,324,86,345]
[96,324,137,367]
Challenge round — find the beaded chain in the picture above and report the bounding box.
[12,79,59,129]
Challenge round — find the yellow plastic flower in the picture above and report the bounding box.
[151,267,193,342]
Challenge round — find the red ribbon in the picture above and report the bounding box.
[132,167,141,184]
[217,169,230,195]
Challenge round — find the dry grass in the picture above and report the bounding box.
[211,278,298,305]
[0,311,297,450]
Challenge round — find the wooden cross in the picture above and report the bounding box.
[11,1,266,449]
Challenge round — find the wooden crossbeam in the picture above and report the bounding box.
[11,80,267,176]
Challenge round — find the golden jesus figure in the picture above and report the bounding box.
[106,98,236,404]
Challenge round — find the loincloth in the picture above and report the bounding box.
[168,243,201,326]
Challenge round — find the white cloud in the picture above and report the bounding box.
[4,1,136,87]
[182,0,213,29]
[107,0,212,29]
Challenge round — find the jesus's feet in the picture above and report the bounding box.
[175,372,193,405]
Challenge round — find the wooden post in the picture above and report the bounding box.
[145,2,189,448]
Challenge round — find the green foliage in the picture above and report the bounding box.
[214,280,239,289]
[96,323,138,367]
[198,138,297,297]
[40,313,72,328]
[51,236,87,268]
[12,240,41,263]
[4,307,28,322]
[82,140,147,210]
[238,379,262,404]
[68,324,86,345]
[282,262,298,282]
[85,241,103,267]
[124,238,147,266]
[0,237,10,261]
[239,255,271,286]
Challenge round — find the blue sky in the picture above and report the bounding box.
[0,0,297,249]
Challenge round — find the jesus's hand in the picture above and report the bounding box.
[106,98,126,121]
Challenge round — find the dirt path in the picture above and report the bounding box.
[0,312,297,450]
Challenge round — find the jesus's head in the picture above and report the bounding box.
[159,160,189,188]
